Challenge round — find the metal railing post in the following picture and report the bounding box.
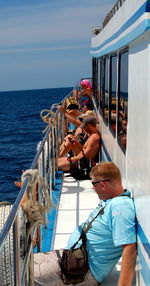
[13,215,21,286]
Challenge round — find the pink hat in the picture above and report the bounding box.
[80,79,92,89]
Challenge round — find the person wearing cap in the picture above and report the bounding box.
[57,116,100,171]
[79,79,93,110]
[57,104,95,130]
[78,110,95,119]
[57,106,96,157]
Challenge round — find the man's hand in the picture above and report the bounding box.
[57,105,65,113]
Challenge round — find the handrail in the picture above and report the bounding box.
[0,88,73,251]
[0,86,75,285]
[0,178,28,252]
[102,0,126,28]
[0,125,51,252]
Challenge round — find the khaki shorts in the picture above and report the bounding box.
[34,250,99,286]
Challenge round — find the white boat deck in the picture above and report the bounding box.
[53,173,126,285]
[53,174,98,249]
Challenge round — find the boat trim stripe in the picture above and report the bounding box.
[137,220,150,258]
[91,1,150,56]
[101,139,111,162]
[138,242,150,285]
[92,19,150,57]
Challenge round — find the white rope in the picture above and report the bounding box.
[21,169,39,187]
[40,109,56,133]
[21,169,53,242]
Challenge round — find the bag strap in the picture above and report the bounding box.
[70,191,131,249]
[82,206,105,234]
[71,205,106,249]
[82,193,130,236]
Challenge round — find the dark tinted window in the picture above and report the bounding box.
[97,58,101,107]
[109,55,117,136]
[103,57,109,123]
[118,50,128,152]
[100,59,104,111]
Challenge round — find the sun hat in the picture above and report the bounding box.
[85,110,95,116]
[66,97,79,109]
[78,110,95,120]
[80,79,92,89]
[80,116,97,129]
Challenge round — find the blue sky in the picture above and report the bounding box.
[0,0,116,91]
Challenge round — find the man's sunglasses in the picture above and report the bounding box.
[91,179,110,186]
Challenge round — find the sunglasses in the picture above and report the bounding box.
[91,179,110,186]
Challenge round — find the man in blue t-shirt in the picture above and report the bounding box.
[34,162,136,286]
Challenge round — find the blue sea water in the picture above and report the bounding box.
[0,87,72,203]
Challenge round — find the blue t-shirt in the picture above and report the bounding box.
[67,122,76,131]
[67,190,136,283]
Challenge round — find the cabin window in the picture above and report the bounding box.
[96,58,101,107]
[102,57,109,123]
[99,59,104,112]
[92,48,128,154]
[109,55,117,136]
[117,50,128,152]
[92,57,99,106]
[93,58,102,110]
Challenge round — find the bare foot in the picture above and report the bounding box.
[14,181,22,188]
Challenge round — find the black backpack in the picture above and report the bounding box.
[70,158,91,180]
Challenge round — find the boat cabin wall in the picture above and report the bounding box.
[126,33,150,286]
[92,28,150,286]
[91,0,149,56]
[91,0,150,285]
[126,31,150,199]
[97,112,126,186]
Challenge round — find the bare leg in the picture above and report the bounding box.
[59,135,83,158]
[59,139,71,157]
[58,158,71,171]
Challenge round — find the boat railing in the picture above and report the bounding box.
[92,0,126,35]
[0,89,72,286]
[102,0,126,28]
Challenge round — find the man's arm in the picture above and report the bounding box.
[80,88,93,99]
[117,243,137,286]
[70,135,98,161]
[57,105,81,127]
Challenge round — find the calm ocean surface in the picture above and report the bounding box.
[0,87,72,203]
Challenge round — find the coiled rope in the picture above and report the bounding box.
[40,109,56,133]
[21,169,53,242]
